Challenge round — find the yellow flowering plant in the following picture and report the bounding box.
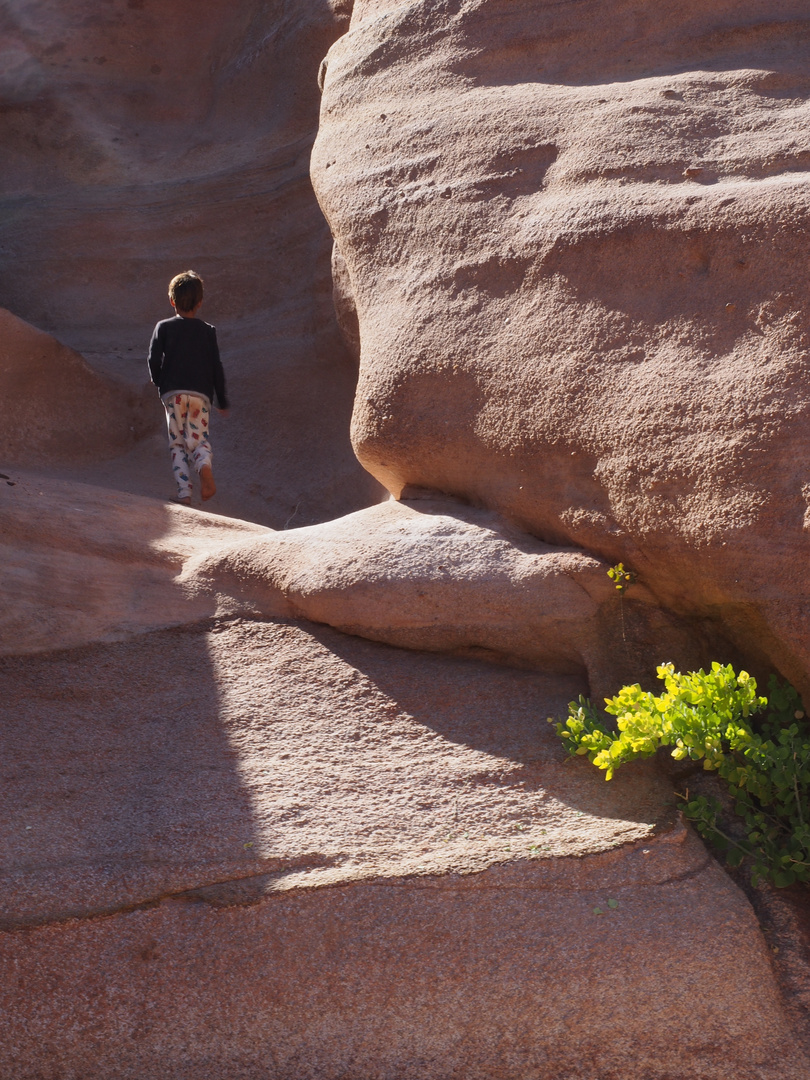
[551,663,810,887]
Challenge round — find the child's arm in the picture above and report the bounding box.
[147,322,166,388]
[210,325,230,412]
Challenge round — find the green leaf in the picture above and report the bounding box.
[773,869,796,888]
[550,666,810,887]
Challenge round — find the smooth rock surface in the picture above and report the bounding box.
[0,470,269,654]
[0,0,383,528]
[1,617,806,1079]
[193,495,723,697]
[0,307,155,466]
[2,1,810,1076]
[313,0,810,695]
[1,472,718,705]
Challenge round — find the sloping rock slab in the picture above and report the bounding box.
[0,309,155,465]
[1,854,802,1080]
[0,470,269,654]
[1,477,711,700]
[193,497,722,696]
[0,618,805,1078]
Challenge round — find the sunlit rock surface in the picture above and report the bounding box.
[3,1,810,1076]
[313,0,810,698]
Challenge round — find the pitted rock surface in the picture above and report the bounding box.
[313,0,810,695]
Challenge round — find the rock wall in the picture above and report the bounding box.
[0,308,155,466]
[1,0,348,334]
[313,0,810,695]
[0,0,383,527]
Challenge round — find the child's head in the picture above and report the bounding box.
[168,270,204,314]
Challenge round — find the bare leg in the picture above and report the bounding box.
[200,464,216,501]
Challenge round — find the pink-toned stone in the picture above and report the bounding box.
[1,474,715,706]
[312,0,810,696]
[0,0,382,529]
[0,471,268,654]
[1,618,806,1079]
[0,308,155,466]
[192,495,720,698]
[2,0,810,1075]
[2,855,803,1080]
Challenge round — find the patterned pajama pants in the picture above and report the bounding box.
[163,394,212,499]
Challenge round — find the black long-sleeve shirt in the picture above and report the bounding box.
[147,315,229,409]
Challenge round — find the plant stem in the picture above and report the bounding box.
[687,815,753,860]
[794,752,805,828]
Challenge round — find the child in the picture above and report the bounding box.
[147,270,229,505]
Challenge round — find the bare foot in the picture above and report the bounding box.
[173,495,191,506]
[200,465,216,501]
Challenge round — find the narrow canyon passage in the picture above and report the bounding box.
[3,0,810,1076]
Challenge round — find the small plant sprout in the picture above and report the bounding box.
[607,563,636,594]
[593,899,619,917]
[608,563,636,642]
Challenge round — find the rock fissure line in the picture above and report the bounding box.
[0,846,716,934]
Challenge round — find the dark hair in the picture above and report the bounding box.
[168,270,204,312]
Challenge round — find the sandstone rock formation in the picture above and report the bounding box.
[0,308,155,466]
[3,617,809,1080]
[0,471,269,654]
[2,471,719,709]
[313,0,810,699]
[0,0,382,527]
[190,496,725,701]
[3,1,810,1077]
